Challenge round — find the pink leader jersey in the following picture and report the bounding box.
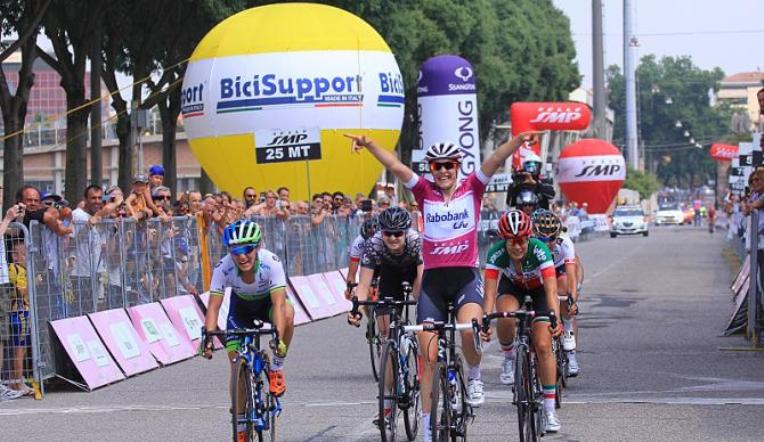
[404,170,490,269]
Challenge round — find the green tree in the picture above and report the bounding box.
[623,167,660,199]
[607,55,731,188]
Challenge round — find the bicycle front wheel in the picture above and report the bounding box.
[514,349,537,442]
[231,358,255,442]
[430,361,452,441]
[257,359,278,442]
[402,337,420,441]
[379,340,399,442]
[367,312,381,381]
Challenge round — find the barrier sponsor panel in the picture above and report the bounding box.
[49,316,125,390]
[286,285,312,325]
[289,276,333,320]
[127,303,196,365]
[306,273,345,316]
[322,271,353,312]
[89,309,159,376]
[161,295,210,350]
[198,290,232,330]
[731,255,750,296]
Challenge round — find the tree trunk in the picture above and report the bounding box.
[89,24,103,187]
[116,111,132,192]
[2,114,24,210]
[158,84,181,196]
[64,96,89,204]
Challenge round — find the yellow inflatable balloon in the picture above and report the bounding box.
[182,3,404,201]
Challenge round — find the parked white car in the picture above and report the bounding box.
[654,202,684,226]
[610,205,649,237]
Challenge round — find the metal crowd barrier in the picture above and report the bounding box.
[17,209,595,394]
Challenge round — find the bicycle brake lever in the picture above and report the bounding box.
[471,319,482,354]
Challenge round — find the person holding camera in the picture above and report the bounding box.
[506,153,555,210]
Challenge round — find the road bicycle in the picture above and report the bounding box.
[203,321,281,442]
[481,297,557,442]
[351,282,420,441]
[403,302,481,441]
[348,277,383,381]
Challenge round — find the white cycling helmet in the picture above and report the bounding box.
[522,153,542,175]
[425,142,462,161]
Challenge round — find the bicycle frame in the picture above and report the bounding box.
[203,324,282,433]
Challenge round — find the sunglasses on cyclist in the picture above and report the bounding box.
[229,244,258,256]
[383,230,405,238]
[429,161,458,173]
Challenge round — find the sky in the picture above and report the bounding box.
[553,0,764,89]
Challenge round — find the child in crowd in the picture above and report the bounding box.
[8,241,33,396]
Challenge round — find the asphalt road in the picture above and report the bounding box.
[3,225,764,442]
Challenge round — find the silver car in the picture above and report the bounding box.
[610,205,649,237]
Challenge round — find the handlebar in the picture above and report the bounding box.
[350,295,417,315]
[201,320,278,346]
[401,319,482,354]
[481,310,557,331]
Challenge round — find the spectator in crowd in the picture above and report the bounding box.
[295,200,310,215]
[277,187,291,210]
[311,193,329,226]
[148,164,165,191]
[242,186,258,209]
[8,240,33,396]
[151,186,173,221]
[70,185,122,316]
[255,190,290,220]
[17,185,71,236]
[320,192,333,214]
[126,175,155,221]
[384,182,398,205]
[331,191,345,213]
[376,195,391,213]
[188,191,203,215]
[336,196,354,217]
[0,203,22,401]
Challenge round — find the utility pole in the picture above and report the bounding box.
[624,0,639,169]
[90,25,103,187]
[592,0,607,140]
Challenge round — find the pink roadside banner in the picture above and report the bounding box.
[306,273,345,316]
[289,276,333,320]
[50,316,125,390]
[286,284,312,325]
[161,295,213,349]
[198,290,232,330]
[89,309,159,376]
[127,303,196,365]
[322,271,353,313]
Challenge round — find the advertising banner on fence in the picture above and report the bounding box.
[322,271,354,312]
[50,317,125,390]
[182,3,404,201]
[289,276,333,320]
[128,303,196,365]
[414,55,480,179]
[89,309,159,376]
[286,284,312,325]
[161,295,209,348]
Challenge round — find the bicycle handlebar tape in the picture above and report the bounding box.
[182,3,404,202]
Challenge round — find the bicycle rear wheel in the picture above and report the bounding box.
[231,358,255,442]
[402,337,420,441]
[257,362,277,442]
[430,361,452,441]
[514,349,537,442]
[367,311,382,381]
[379,340,399,442]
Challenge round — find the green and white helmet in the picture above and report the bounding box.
[223,220,262,247]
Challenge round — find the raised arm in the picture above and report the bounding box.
[481,132,541,178]
[345,134,414,183]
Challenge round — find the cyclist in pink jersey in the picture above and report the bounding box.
[346,131,536,440]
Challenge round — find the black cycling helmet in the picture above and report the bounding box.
[378,207,411,232]
[360,217,380,240]
[515,189,539,208]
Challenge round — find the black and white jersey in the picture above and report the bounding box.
[360,228,423,270]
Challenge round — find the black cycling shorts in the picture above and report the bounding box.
[416,267,483,323]
[497,276,551,319]
[225,293,291,351]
